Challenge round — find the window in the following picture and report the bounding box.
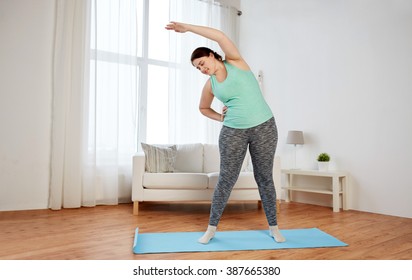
[90,0,239,152]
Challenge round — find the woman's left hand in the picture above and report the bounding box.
[221,106,228,122]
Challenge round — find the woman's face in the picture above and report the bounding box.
[192,53,216,76]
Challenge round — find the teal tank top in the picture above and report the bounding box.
[210,61,273,129]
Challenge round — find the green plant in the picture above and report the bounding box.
[317,153,330,162]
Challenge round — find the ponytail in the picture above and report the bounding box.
[191,47,223,64]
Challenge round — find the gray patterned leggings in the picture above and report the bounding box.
[209,117,279,227]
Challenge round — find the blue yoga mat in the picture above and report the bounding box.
[133,227,347,254]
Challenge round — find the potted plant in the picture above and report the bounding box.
[317,153,330,171]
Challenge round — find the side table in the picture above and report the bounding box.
[281,169,349,212]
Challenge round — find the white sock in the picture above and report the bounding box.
[269,225,286,243]
[198,225,217,244]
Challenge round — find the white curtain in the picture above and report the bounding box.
[85,0,140,206]
[50,0,139,209]
[169,0,239,144]
[49,0,91,209]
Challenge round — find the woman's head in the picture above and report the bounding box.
[191,47,223,75]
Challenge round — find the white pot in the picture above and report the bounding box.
[318,161,329,171]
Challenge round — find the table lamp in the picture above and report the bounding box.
[286,130,304,169]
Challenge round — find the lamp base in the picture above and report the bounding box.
[291,144,300,169]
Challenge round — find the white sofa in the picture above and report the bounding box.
[132,143,281,215]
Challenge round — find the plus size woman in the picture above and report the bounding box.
[166,22,285,244]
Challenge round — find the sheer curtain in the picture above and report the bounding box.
[168,0,239,144]
[85,0,140,205]
[49,0,139,209]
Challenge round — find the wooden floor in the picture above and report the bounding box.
[0,201,411,260]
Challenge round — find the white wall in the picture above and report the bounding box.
[240,0,412,218]
[0,0,55,211]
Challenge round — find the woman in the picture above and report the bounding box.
[166,22,285,244]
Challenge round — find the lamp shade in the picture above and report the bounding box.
[286,130,304,145]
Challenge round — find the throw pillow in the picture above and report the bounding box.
[141,143,177,173]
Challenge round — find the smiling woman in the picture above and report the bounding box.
[165,21,285,245]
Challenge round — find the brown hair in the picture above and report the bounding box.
[190,47,223,65]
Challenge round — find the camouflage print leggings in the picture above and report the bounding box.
[209,117,279,226]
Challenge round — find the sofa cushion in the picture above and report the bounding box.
[173,143,204,173]
[242,152,252,171]
[141,143,177,173]
[203,144,252,173]
[208,172,258,189]
[203,144,220,173]
[143,173,208,189]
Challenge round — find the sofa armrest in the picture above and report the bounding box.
[132,152,145,201]
[273,156,281,200]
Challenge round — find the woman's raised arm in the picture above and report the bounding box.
[165,22,242,62]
